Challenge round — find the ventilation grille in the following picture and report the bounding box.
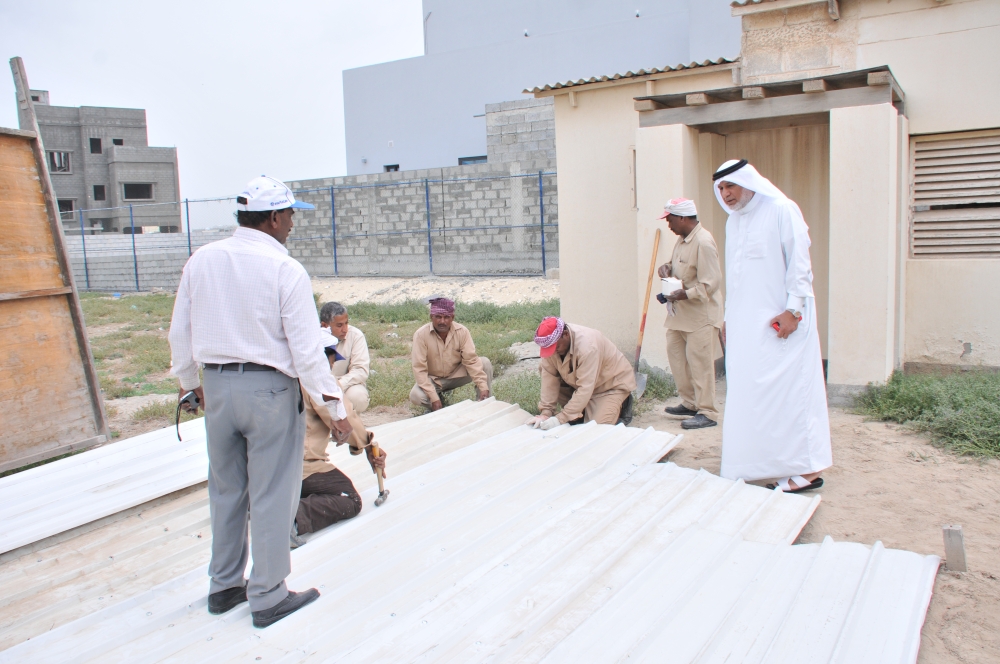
[911,130,1000,257]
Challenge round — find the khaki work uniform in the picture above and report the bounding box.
[664,223,723,420]
[297,389,374,534]
[332,325,371,413]
[539,324,637,425]
[409,322,493,408]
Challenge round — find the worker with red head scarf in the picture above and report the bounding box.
[526,317,636,430]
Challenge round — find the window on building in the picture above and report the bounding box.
[93,184,106,201]
[112,138,124,146]
[47,151,71,173]
[57,199,75,223]
[911,130,1000,258]
[458,155,487,166]
[31,95,40,102]
[96,218,114,233]
[384,164,399,172]
[122,183,154,200]
[90,137,102,154]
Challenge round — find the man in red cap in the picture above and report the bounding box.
[409,297,492,411]
[526,317,636,430]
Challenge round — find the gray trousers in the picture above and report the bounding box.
[203,367,305,612]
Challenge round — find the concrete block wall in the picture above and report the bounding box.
[485,97,556,165]
[287,161,558,277]
[66,229,234,291]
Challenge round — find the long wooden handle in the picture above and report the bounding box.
[372,443,385,492]
[635,228,661,369]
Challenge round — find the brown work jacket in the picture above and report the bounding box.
[539,324,636,424]
[411,322,489,402]
[664,223,724,332]
[301,387,373,479]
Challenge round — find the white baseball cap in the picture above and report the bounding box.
[237,175,315,212]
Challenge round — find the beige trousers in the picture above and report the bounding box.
[409,357,494,408]
[666,325,720,420]
[557,385,631,425]
[343,384,370,414]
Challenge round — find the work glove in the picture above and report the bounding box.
[539,417,560,431]
[525,415,544,428]
[656,293,668,304]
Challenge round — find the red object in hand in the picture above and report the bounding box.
[772,315,803,332]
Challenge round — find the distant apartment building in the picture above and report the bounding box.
[19,90,181,234]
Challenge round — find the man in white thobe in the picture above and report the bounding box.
[714,159,832,492]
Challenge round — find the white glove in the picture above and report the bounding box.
[539,416,560,431]
[525,415,544,428]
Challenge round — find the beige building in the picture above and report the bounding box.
[531,0,1000,401]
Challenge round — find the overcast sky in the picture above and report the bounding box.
[0,0,424,199]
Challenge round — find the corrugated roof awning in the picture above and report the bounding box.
[524,58,738,94]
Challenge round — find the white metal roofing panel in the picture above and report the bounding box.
[0,400,535,649]
[0,398,524,555]
[0,420,857,663]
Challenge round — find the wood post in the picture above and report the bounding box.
[943,525,967,572]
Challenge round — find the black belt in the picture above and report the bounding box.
[204,362,277,372]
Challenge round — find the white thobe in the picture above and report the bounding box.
[720,193,831,481]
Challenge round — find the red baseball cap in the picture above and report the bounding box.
[535,317,564,358]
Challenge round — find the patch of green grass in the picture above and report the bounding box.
[493,372,542,415]
[131,400,199,423]
[641,371,677,402]
[856,370,1000,458]
[368,358,418,408]
[80,293,176,330]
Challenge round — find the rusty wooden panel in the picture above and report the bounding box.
[0,295,98,470]
[0,133,63,294]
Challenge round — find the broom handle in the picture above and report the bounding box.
[635,228,661,370]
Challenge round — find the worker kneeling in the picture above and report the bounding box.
[293,329,386,548]
[526,317,636,431]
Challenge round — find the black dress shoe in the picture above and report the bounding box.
[664,404,698,417]
[208,585,248,614]
[681,414,718,429]
[252,588,320,628]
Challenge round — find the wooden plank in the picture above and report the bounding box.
[742,87,773,100]
[6,57,109,468]
[942,526,969,572]
[0,297,98,470]
[634,99,666,112]
[640,85,892,129]
[803,79,828,93]
[0,287,73,302]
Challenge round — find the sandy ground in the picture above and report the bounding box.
[634,382,1000,664]
[312,275,559,305]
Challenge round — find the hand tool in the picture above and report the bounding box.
[372,443,390,506]
[633,228,661,399]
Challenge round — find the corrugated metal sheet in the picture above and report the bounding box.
[523,58,736,93]
[0,399,535,651]
[0,401,938,663]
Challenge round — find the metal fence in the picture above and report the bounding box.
[64,171,558,291]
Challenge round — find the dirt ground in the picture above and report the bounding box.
[312,275,559,305]
[634,382,1000,664]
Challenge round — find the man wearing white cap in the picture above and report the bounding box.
[713,160,832,493]
[654,198,723,430]
[169,176,352,626]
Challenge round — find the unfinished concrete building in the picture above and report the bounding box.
[19,90,181,235]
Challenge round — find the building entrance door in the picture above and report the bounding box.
[712,124,831,360]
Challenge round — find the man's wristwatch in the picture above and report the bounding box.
[786,308,802,319]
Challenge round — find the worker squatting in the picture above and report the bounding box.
[167,165,831,628]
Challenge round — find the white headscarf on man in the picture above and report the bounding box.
[712,160,789,212]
